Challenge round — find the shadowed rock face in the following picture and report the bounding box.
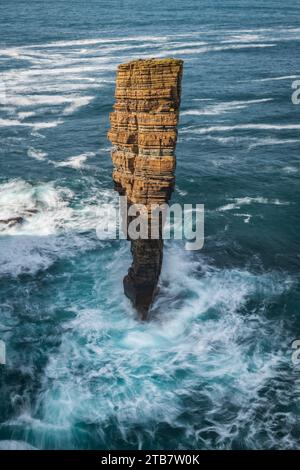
[108,58,183,318]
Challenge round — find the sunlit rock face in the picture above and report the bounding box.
[108,58,183,318]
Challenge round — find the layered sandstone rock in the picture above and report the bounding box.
[108,58,183,318]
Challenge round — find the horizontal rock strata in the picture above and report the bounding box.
[108,58,183,318]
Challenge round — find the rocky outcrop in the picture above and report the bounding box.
[0,210,38,228]
[0,217,24,226]
[108,58,183,318]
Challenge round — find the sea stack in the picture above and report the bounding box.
[108,58,183,318]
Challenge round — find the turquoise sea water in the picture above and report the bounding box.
[0,0,299,449]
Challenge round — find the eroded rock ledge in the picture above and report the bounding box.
[108,58,183,318]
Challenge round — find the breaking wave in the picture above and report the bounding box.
[0,179,116,276]
[1,245,296,449]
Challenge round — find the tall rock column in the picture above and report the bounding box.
[108,58,183,318]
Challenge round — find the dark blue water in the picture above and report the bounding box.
[0,0,299,450]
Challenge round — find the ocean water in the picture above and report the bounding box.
[0,0,299,450]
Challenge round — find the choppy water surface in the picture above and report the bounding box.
[0,0,299,449]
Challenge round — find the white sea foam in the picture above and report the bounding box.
[14,82,98,94]
[248,138,300,150]
[18,111,36,120]
[0,179,116,276]
[252,75,299,82]
[151,43,276,58]
[54,152,95,169]
[222,34,263,43]
[0,118,23,127]
[4,94,77,107]
[18,244,295,449]
[30,120,63,130]
[205,135,250,145]
[181,98,272,116]
[201,135,300,152]
[0,32,278,142]
[0,38,114,136]
[0,48,23,58]
[0,117,63,129]
[0,180,73,234]
[283,166,298,174]
[0,440,37,450]
[175,187,188,197]
[217,196,289,212]
[185,124,300,134]
[1,29,298,450]
[233,213,252,223]
[27,147,48,161]
[22,35,169,49]
[63,96,94,115]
